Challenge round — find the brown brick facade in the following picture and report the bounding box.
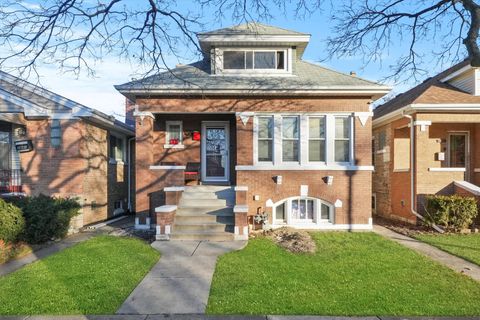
[373,112,480,224]
[134,96,374,229]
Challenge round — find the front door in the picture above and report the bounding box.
[448,132,469,180]
[201,122,230,183]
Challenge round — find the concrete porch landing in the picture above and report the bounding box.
[117,240,247,315]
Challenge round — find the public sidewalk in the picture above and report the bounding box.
[373,224,480,282]
[117,240,247,315]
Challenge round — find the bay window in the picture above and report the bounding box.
[308,117,326,162]
[257,116,273,162]
[334,117,351,162]
[282,116,299,162]
[254,114,354,166]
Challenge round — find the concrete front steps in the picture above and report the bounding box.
[171,186,235,241]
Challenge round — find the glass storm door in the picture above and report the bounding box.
[449,133,469,180]
[202,122,229,182]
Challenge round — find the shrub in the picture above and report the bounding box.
[9,194,81,244]
[424,195,478,231]
[0,199,25,243]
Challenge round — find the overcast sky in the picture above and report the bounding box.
[6,1,465,122]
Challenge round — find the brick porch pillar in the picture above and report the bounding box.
[234,186,248,240]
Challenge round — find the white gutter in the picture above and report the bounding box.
[373,103,480,128]
[403,113,443,233]
[127,136,135,212]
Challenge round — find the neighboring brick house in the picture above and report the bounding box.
[0,71,135,229]
[115,23,390,240]
[373,59,480,223]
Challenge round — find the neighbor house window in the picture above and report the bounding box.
[334,117,351,162]
[109,135,124,161]
[273,197,333,225]
[165,121,183,146]
[282,116,299,162]
[223,50,286,70]
[308,117,326,162]
[51,119,61,148]
[257,116,273,162]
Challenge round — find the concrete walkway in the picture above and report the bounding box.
[0,216,134,277]
[374,224,480,281]
[117,240,247,315]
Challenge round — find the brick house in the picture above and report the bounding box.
[115,23,390,240]
[373,59,480,223]
[0,71,135,229]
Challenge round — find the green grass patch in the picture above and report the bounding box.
[415,233,480,266]
[207,232,480,316]
[0,235,159,315]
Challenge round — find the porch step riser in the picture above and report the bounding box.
[180,192,235,200]
[176,207,234,216]
[170,233,235,241]
[174,224,234,233]
[184,186,233,193]
[175,215,234,224]
[178,199,233,207]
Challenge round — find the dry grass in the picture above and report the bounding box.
[264,227,316,254]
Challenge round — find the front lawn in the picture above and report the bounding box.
[207,232,480,316]
[415,233,480,266]
[0,235,159,315]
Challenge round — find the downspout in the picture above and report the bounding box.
[403,113,444,233]
[127,136,135,212]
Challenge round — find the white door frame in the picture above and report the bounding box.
[201,121,230,183]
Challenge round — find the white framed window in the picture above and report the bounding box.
[165,121,183,148]
[273,197,334,225]
[282,116,300,162]
[51,119,62,148]
[109,134,125,162]
[223,50,287,70]
[257,116,273,162]
[334,116,352,163]
[253,114,355,167]
[308,116,326,162]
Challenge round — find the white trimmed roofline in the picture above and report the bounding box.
[0,71,133,135]
[117,87,391,99]
[440,65,474,82]
[373,103,480,128]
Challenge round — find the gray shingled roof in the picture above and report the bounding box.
[0,71,133,133]
[115,59,389,95]
[198,22,309,36]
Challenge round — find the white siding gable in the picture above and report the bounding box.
[448,68,476,95]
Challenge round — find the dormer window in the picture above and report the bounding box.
[220,49,288,73]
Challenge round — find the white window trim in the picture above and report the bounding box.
[333,115,354,165]
[165,121,184,148]
[272,196,335,226]
[281,115,300,164]
[254,116,274,164]
[306,116,326,164]
[109,133,126,162]
[253,113,355,167]
[217,47,292,75]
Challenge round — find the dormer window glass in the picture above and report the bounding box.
[223,50,286,70]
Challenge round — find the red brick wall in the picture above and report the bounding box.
[135,96,373,226]
[18,117,130,227]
